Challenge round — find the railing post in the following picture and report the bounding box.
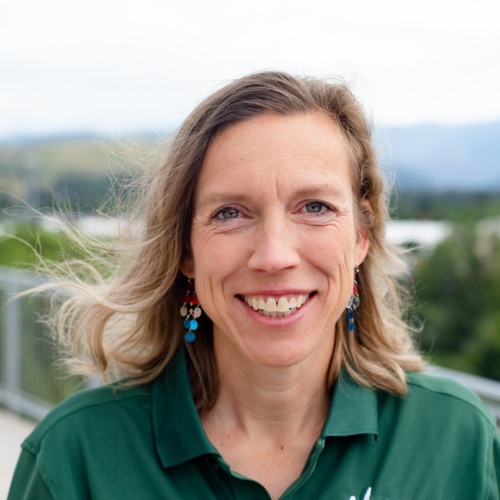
[3,280,22,413]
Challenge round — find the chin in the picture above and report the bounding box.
[241,339,332,370]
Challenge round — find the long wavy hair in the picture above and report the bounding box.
[40,71,424,412]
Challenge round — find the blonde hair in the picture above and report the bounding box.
[42,71,424,411]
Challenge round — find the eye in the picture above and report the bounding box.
[303,201,332,214]
[212,206,240,220]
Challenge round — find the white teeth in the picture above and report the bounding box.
[277,297,289,312]
[266,297,277,312]
[243,294,310,316]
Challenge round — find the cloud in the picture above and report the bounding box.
[2,0,500,137]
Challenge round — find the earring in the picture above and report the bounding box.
[180,278,202,343]
[346,266,360,333]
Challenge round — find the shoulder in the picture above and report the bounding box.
[373,371,499,479]
[22,382,151,456]
[404,371,497,429]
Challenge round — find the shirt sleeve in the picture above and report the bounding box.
[487,427,500,500]
[7,449,54,500]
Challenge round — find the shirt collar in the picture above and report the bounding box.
[321,370,379,438]
[153,352,379,468]
[152,348,218,468]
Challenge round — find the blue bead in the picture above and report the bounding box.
[185,331,196,342]
[183,318,191,328]
[190,320,198,331]
[347,310,354,320]
[348,320,355,332]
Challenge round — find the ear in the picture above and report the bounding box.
[355,199,372,265]
[180,255,194,278]
[355,228,370,266]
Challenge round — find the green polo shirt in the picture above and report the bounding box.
[8,350,500,499]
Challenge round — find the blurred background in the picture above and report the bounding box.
[1,0,500,493]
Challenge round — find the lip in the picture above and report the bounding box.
[236,290,315,327]
[238,288,314,297]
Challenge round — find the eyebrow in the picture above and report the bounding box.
[290,184,350,200]
[197,183,350,207]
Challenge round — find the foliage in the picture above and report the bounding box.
[414,224,500,380]
[0,222,85,269]
[391,190,500,225]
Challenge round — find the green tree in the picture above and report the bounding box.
[415,224,500,380]
[0,222,84,268]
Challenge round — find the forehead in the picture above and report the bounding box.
[198,112,353,192]
[207,111,349,160]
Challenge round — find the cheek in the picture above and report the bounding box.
[304,226,358,299]
[190,233,244,301]
[191,224,253,270]
[303,223,357,260]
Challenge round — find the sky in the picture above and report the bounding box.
[2,0,500,139]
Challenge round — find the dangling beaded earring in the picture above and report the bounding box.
[346,266,360,333]
[180,278,202,343]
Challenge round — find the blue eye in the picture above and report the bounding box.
[305,201,330,214]
[214,207,240,220]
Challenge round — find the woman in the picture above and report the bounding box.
[9,72,500,499]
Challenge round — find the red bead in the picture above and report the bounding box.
[353,285,358,295]
[186,282,194,291]
[191,296,199,305]
[184,295,191,303]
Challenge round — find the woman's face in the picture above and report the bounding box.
[184,112,369,370]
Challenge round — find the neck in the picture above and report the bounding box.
[200,342,334,499]
[204,346,332,439]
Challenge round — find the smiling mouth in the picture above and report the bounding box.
[240,294,311,318]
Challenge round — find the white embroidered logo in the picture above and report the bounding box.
[349,486,372,500]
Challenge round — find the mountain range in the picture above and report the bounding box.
[2,120,500,192]
[378,121,500,191]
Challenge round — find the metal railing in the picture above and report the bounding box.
[0,266,87,420]
[1,266,500,424]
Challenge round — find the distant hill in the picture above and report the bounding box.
[1,121,499,192]
[0,134,162,182]
[0,135,164,211]
[378,121,500,191]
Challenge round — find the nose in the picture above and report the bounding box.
[247,215,300,273]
